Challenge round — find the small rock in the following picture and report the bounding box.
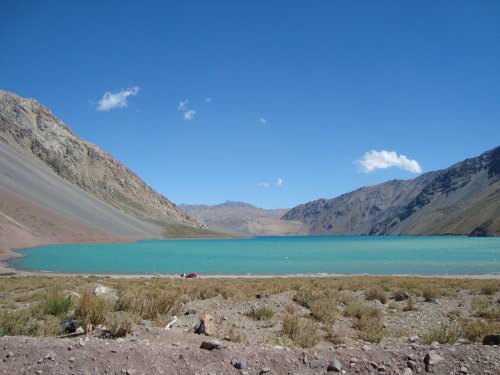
[406,354,417,362]
[430,341,440,349]
[309,359,323,369]
[200,340,222,351]
[403,369,413,375]
[6,351,13,358]
[409,335,419,343]
[67,345,73,351]
[126,369,137,375]
[407,360,417,371]
[231,359,247,370]
[483,334,500,346]
[424,352,444,372]
[44,352,56,361]
[327,359,342,372]
[58,319,81,334]
[459,365,469,374]
[260,368,271,374]
[69,357,75,363]
[184,309,196,316]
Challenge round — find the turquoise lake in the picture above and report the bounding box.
[10,236,500,275]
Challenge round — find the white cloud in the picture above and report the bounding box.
[258,117,267,125]
[357,150,422,174]
[97,86,139,111]
[258,181,270,188]
[276,178,284,186]
[183,109,196,120]
[204,97,212,103]
[178,99,189,111]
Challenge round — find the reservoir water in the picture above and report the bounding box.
[10,236,500,275]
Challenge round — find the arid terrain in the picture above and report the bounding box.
[1,276,498,374]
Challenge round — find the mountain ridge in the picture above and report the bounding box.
[283,147,500,236]
[0,89,204,235]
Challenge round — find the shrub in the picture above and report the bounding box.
[40,315,60,336]
[75,289,109,329]
[294,288,338,325]
[422,287,437,302]
[344,302,385,343]
[282,314,320,348]
[41,289,72,317]
[421,320,461,345]
[251,306,275,321]
[293,289,318,308]
[104,311,134,338]
[460,318,499,342]
[226,324,246,342]
[403,296,415,312]
[471,297,499,320]
[117,285,180,321]
[0,310,41,336]
[365,288,387,304]
[309,298,337,325]
[480,283,498,296]
[392,289,408,301]
[282,313,301,339]
[325,327,345,345]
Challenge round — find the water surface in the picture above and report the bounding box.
[11,236,500,275]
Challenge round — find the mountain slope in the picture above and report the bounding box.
[282,173,438,235]
[283,147,500,236]
[180,201,307,236]
[370,146,500,236]
[0,90,204,237]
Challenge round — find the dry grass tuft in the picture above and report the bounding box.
[75,289,110,329]
[104,311,135,338]
[421,320,462,344]
[344,302,385,343]
[282,314,320,348]
[251,306,275,321]
[460,318,499,342]
[226,324,247,342]
[365,288,387,304]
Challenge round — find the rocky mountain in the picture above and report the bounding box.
[0,89,211,243]
[283,147,500,236]
[180,201,307,236]
[370,146,500,236]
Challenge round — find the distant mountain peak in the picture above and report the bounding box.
[217,200,255,208]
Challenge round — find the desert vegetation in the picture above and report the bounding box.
[0,275,498,349]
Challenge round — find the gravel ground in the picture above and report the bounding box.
[1,335,498,375]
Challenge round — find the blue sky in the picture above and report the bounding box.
[1,1,499,208]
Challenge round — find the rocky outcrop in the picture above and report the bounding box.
[0,90,203,234]
[283,147,500,236]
